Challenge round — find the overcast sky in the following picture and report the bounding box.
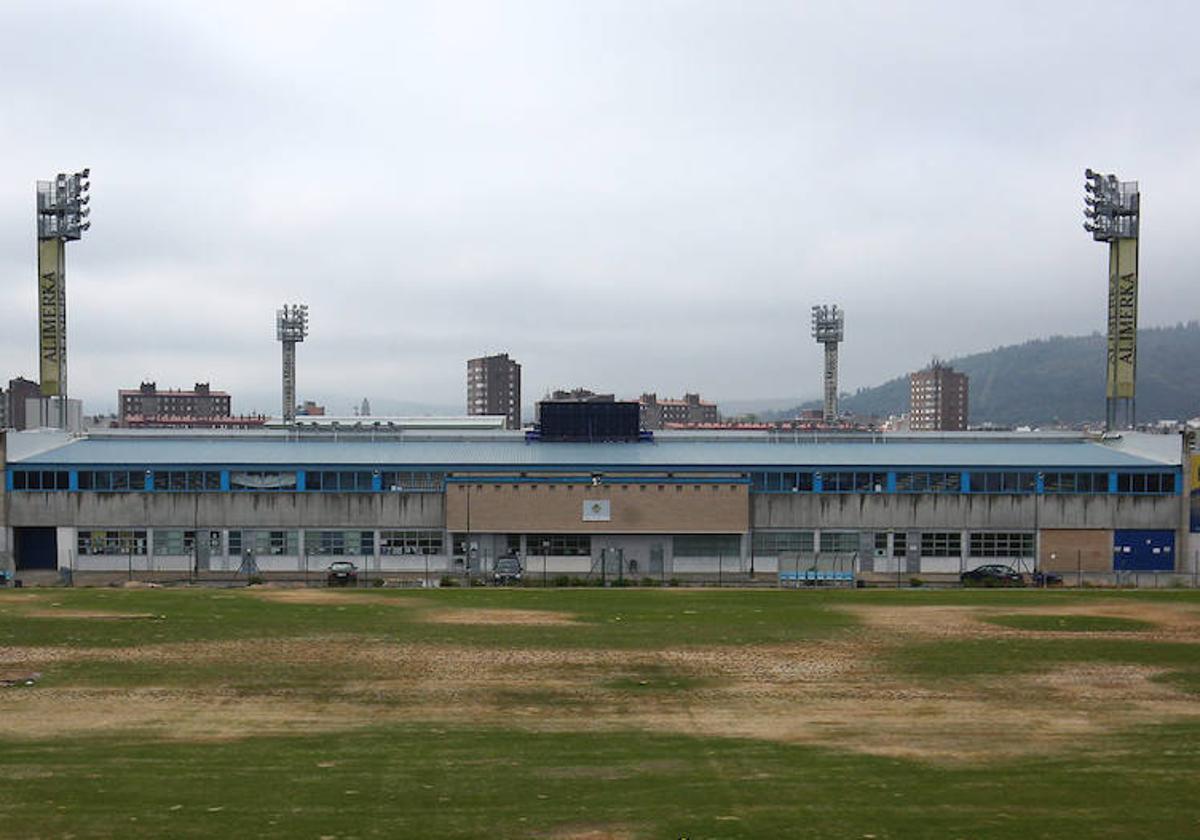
[2,1,1198,416]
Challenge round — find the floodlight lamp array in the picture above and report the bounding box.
[36,169,91,241]
[1083,168,1138,241]
[276,303,309,342]
[811,304,844,343]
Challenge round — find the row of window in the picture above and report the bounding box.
[88,528,451,557]
[71,528,1045,559]
[754,530,1035,558]
[11,468,1179,495]
[9,470,446,492]
[749,470,1177,494]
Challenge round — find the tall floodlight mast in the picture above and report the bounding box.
[35,169,91,430]
[811,305,844,423]
[1083,169,1140,430]
[276,304,309,425]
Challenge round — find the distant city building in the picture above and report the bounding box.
[24,397,83,433]
[297,400,326,416]
[359,398,371,417]
[467,353,521,430]
[5,378,41,430]
[910,362,968,431]
[548,388,614,402]
[0,385,6,429]
[639,393,719,430]
[122,414,267,429]
[118,382,234,428]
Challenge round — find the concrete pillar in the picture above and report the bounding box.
[0,431,10,574]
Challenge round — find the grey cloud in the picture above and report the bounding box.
[2,0,1198,416]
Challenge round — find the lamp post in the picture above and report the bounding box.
[276,304,309,425]
[811,305,845,424]
[36,169,91,430]
[1083,169,1140,431]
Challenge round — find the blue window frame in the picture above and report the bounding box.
[894,471,961,493]
[11,470,69,491]
[152,470,221,491]
[307,471,374,492]
[749,472,814,493]
[821,471,886,493]
[1042,472,1109,493]
[77,470,145,491]
[1115,472,1175,494]
[968,472,1037,494]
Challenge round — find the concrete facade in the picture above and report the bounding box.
[444,482,748,534]
[1,429,1190,581]
[0,432,10,573]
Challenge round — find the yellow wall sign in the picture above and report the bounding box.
[1106,237,1138,399]
[1191,453,1200,533]
[37,238,66,396]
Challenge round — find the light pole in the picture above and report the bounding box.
[36,169,91,430]
[1083,168,1140,431]
[542,539,550,588]
[811,305,845,423]
[276,304,309,425]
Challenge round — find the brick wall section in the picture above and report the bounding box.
[445,482,748,533]
[1040,529,1112,572]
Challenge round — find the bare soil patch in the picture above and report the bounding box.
[540,824,642,840]
[423,608,580,626]
[843,600,1200,642]
[0,592,44,603]
[23,610,163,621]
[2,601,1198,762]
[246,589,421,608]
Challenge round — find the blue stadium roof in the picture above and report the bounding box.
[6,431,1179,470]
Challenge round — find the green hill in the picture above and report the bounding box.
[787,322,1200,426]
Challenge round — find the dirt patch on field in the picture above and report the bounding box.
[23,610,163,621]
[0,593,44,603]
[0,687,385,741]
[843,600,1200,642]
[2,600,1198,762]
[423,608,580,626]
[840,605,991,638]
[540,824,642,840]
[246,589,421,608]
[995,601,1200,641]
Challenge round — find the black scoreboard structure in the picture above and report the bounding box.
[535,400,645,442]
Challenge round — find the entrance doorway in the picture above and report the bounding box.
[15,527,58,570]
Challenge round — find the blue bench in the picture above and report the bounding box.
[779,570,854,582]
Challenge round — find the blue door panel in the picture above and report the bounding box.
[1113,529,1175,571]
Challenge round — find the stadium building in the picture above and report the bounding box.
[0,427,1192,582]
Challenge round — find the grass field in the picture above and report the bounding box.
[1,586,1199,839]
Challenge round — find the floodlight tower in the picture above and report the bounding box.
[35,169,91,430]
[811,305,844,423]
[276,304,309,425]
[1083,169,1140,430]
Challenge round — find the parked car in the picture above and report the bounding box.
[492,554,523,586]
[326,561,358,587]
[960,564,1025,587]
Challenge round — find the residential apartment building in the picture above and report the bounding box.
[118,382,232,427]
[5,378,41,431]
[639,393,719,430]
[910,363,969,431]
[467,353,521,430]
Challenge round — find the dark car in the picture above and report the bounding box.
[960,564,1025,587]
[326,561,358,587]
[492,554,523,586]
